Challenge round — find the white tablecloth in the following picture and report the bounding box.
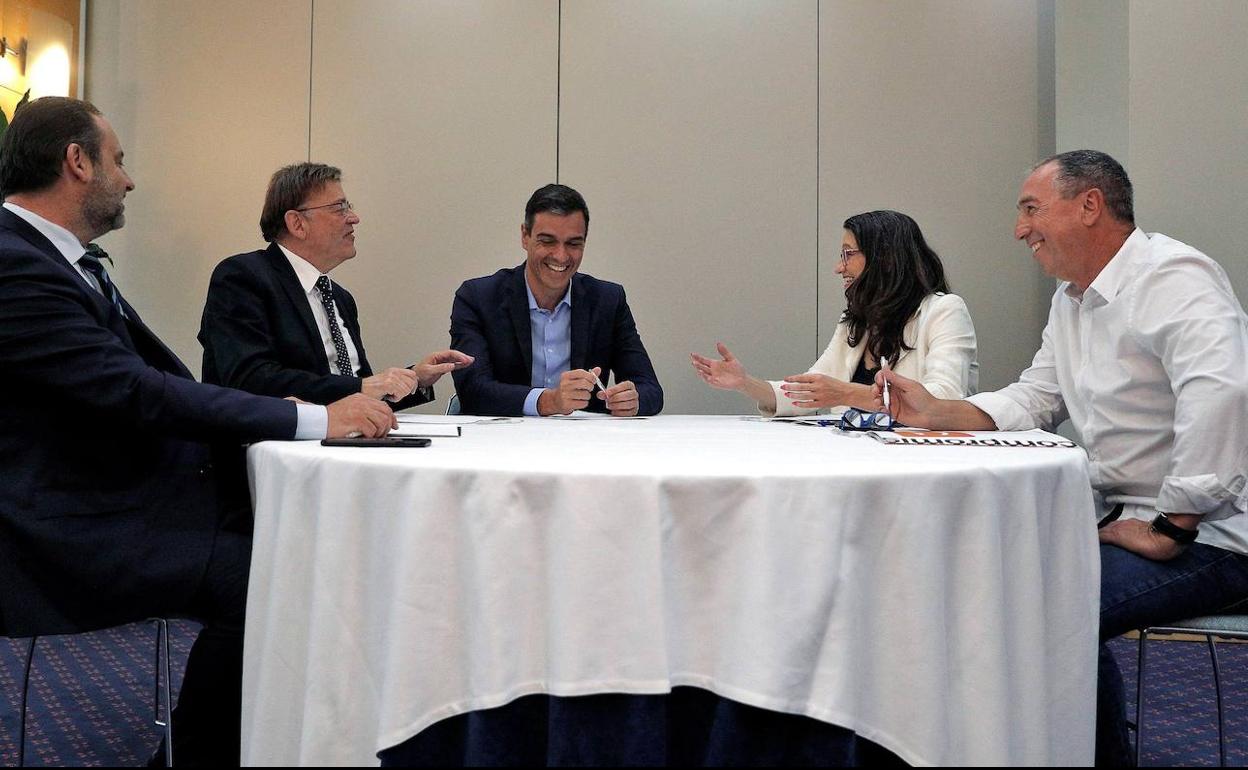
[241,415,1099,766]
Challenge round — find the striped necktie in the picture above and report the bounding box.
[79,243,127,318]
[315,275,353,375]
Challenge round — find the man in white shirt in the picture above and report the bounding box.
[198,162,472,406]
[878,150,1248,765]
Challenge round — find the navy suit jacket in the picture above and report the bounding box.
[449,264,663,416]
[200,243,434,411]
[198,243,431,409]
[0,209,296,636]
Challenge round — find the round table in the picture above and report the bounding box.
[241,415,1098,766]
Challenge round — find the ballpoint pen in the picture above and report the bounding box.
[881,356,892,413]
[592,371,608,397]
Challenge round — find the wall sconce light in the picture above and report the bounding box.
[0,36,26,76]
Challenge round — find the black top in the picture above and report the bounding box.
[851,357,879,386]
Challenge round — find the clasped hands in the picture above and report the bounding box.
[538,367,639,416]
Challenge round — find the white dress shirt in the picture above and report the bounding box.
[3,201,326,438]
[3,201,100,289]
[969,229,1248,554]
[278,243,362,377]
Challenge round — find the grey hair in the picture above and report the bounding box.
[1034,150,1134,225]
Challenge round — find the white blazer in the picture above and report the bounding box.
[764,292,978,417]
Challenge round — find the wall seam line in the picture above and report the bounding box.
[307,0,315,161]
[556,0,562,183]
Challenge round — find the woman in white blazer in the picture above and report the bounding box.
[692,210,978,416]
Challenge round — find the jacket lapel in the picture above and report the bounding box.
[570,275,590,371]
[2,209,103,303]
[839,326,864,379]
[265,243,329,374]
[0,211,191,376]
[507,265,533,375]
[117,298,194,378]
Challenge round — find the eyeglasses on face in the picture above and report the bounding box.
[839,247,862,267]
[839,407,896,431]
[295,200,354,216]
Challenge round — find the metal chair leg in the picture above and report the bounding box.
[11,622,177,766]
[1206,635,1226,767]
[1136,630,1151,767]
[151,618,174,767]
[17,636,36,767]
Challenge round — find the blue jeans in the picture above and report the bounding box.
[1097,542,1248,766]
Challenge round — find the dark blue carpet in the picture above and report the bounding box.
[0,628,1243,766]
[0,620,196,767]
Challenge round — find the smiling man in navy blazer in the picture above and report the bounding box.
[0,98,394,766]
[450,184,662,417]
[199,163,472,408]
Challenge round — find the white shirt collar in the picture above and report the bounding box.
[1083,228,1148,305]
[3,201,90,267]
[277,242,328,295]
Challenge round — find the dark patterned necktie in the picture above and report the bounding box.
[79,243,127,318]
[315,275,353,375]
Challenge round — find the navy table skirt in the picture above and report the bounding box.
[379,687,909,766]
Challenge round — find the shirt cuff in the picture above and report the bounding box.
[523,388,544,417]
[765,379,817,418]
[1157,474,1248,520]
[294,403,329,440]
[965,391,1037,431]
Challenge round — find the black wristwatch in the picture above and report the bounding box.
[1150,513,1199,545]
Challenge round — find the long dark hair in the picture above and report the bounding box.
[841,210,950,366]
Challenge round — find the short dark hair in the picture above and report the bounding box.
[842,210,951,366]
[1035,149,1134,225]
[0,96,103,198]
[260,162,343,241]
[523,183,589,233]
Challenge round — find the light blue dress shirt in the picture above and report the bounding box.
[522,280,573,416]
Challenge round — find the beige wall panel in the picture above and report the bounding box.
[1128,1,1248,305]
[560,0,819,415]
[820,0,1053,393]
[309,0,558,413]
[1055,0,1128,162]
[85,0,312,373]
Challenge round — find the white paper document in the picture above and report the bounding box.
[867,428,1078,448]
[548,411,650,419]
[390,423,462,438]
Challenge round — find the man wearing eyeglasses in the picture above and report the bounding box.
[877,150,1248,766]
[0,98,397,766]
[199,163,472,407]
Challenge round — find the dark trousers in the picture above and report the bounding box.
[161,531,251,767]
[1096,541,1248,766]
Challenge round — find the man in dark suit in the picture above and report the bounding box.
[0,97,395,765]
[450,184,662,416]
[199,163,472,408]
